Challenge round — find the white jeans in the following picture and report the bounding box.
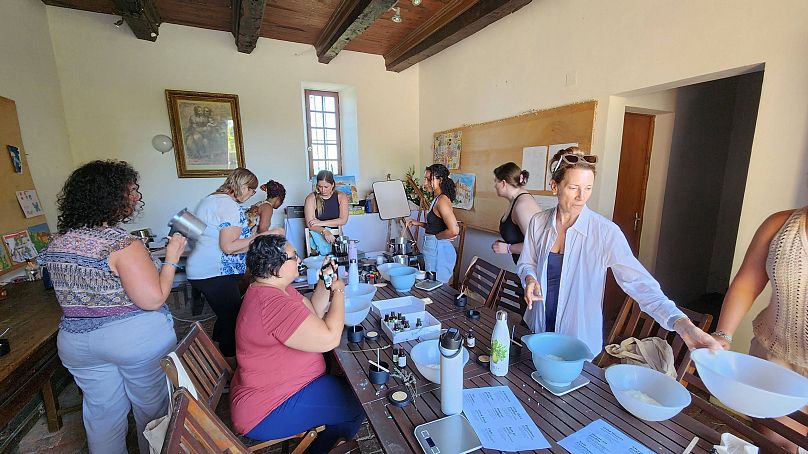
[57,311,177,454]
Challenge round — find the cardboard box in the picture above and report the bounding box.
[372,296,441,344]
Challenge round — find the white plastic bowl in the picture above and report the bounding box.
[606,364,691,421]
[377,262,404,282]
[410,339,470,384]
[691,348,808,418]
[343,283,377,326]
[302,255,327,269]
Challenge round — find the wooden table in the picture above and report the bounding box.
[333,283,724,454]
[0,281,64,432]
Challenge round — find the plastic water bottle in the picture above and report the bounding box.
[490,310,510,376]
[348,259,359,288]
[439,327,464,415]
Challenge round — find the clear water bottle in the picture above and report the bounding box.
[490,310,510,376]
[439,327,464,415]
[348,258,359,288]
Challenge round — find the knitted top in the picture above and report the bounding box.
[752,207,808,367]
[39,227,164,333]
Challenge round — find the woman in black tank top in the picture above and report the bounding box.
[304,170,349,252]
[491,162,541,264]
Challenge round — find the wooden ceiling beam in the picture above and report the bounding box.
[110,0,161,42]
[384,0,532,72]
[315,0,397,64]
[232,0,267,54]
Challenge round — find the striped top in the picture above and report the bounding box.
[753,207,808,367]
[39,227,164,333]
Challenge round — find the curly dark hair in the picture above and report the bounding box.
[425,164,456,201]
[247,234,289,278]
[261,180,286,205]
[57,160,141,232]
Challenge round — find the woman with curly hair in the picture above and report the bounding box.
[246,179,286,234]
[39,160,186,454]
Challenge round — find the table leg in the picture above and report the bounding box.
[41,378,63,432]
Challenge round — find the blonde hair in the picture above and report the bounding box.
[313,170,336,217]
[215,168,258,199]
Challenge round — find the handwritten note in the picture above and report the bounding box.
[463,386,550,452]
[558,419,654,454]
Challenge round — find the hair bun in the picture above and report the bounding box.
[519,170,530,186]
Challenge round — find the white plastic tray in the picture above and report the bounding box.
[372,297,441,344]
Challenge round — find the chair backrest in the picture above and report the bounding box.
[491,270,528,324]
[450,221,467,288]
[599,297,713,372]
[458,255,503,307]
[161,321,232,411]
[162,388,250,454]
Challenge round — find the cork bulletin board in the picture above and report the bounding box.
[0,96,50,276]
[433,101,597,233]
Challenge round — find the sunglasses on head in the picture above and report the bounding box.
[550,154,598,173]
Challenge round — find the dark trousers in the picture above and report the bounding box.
[246,375,365,454]
[188,274,243,357]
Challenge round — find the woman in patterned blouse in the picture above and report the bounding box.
[40,160,186,454]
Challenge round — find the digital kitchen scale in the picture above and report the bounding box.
[414,414,481,454]
[415,279,442,292]
[531,371,590,396]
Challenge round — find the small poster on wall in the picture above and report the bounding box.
[448,173,475,210]
[16,190,44,218]
[0,244,11,272]
[3,231,38,264]
[27,223,52,252]
[7,145,22,173]
[433,131,462,170]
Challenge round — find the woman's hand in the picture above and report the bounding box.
[165,233,187,263]
[710,334,732,350]
[323,229,336,243]
[524,276,543,310]
[492,240,510,254]
[330,278,345,292]
[674,318,725,351]
[404,218,421,229]
[308,219,321,227]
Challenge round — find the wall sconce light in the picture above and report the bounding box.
[391,6,402,23]
[152,134,173,154]
[412,0,422,5]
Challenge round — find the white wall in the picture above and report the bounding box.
[418,0,808,353]
[0,0,73,231]
[46,7,420,235]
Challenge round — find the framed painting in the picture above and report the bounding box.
[165,90,245,178]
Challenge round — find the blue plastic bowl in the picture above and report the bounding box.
[388,266,418,292]
[522,332,594,386]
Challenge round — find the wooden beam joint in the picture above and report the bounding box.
[315,0,396,64]
[232,0,267,54]
[111,0,161,42]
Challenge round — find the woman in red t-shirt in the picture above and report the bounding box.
[230,235,364,453]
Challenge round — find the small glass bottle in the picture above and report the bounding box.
[397,351,407,368]
[466,329,476,348]
[392,347,399,363]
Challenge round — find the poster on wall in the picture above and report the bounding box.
[7,145,22,173]
[27,223,52,252]
[433,131,462,170]
[3,231,38,264]
[16,190,44,218]
[521,146,549,191]
[0,244,11,272]
[449,173,475,210]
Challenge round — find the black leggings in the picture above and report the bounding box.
[188,274,243,357]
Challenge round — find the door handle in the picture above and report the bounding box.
[633,212,641,231]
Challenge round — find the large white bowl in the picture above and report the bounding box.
[377,262,405,282]
[606,364,691,421]
[343,283,377,326]
[691,348,808,418]
[410,339,470,384]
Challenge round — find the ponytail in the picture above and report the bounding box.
[425,164,456,201]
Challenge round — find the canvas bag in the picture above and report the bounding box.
[604,336,676,378]
[143,352,201,454]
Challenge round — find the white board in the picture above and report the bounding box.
[372,180,411,220]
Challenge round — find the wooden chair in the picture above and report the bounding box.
[596,296,713,372]
[490,270,528,326]
[450,221,467,288]
[457,255,503,308]
[162,388,325,454]
[304,226,343,257]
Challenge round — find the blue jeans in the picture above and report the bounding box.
[422,234,456,283]
[57,311,177,454]
[246,375,365,454]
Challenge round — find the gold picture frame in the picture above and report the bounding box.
[165,90,245,178]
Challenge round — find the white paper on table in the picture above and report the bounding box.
[521,146,548,191]
[462,386,551,452]
[557,419,654,454]
[546,143,579,190]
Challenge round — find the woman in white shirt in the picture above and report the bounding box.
[187,168,267,360]
[517,147,721,356]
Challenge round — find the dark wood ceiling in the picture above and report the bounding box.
[41,0,531,71]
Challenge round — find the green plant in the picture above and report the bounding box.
[404,166,433,209]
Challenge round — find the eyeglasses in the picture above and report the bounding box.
[283,251,300,262]
[550,154,598,173]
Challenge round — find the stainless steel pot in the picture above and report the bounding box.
[131,228,155,244]
[391,254,410,265]
[332,235,350,256]
[168,208,207,240]
[388,237,415,256]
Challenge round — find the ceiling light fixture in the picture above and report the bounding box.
[391,6,402,23]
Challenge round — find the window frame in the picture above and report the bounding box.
[304,89,343,178]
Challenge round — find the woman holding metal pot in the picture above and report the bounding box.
[304,170,350,256]
[405,164,460,283]
[186,168,268,360]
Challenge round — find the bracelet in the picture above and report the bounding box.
[332,288,345,294]
[163,261,179,268]
[711,330,733,343]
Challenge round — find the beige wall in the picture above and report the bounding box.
[45,7,420,235]
[418,0,808,353]
[0,0,73,231]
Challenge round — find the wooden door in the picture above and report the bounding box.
[603,113,655,332]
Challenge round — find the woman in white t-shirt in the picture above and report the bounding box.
[187,168,267,359]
